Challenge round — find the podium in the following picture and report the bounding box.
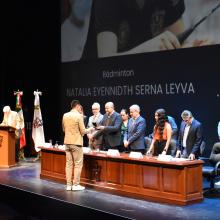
[0,126,17,168]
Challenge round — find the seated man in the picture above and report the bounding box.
[210,142,220,165]
[210,121,220,186]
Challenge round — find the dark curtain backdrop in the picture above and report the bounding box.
[2,0,61,156]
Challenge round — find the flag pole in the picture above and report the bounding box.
[13,90,26,160]
[32,90,45,161]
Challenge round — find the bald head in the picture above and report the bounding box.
[3,106,11,113]
[105,102,114,115]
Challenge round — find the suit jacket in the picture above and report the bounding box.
[124,116,146,150]
[94,111,122,147]
[87,113,103,128]
[62,109,87,146]
[177,118,203,157]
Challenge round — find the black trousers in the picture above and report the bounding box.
[153,140,171,156]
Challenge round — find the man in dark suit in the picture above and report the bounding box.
[124,104,146,154]
[176,110,203,160]
[92,102,122,151]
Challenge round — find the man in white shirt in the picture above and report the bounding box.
[176,110,203,160]
[87,102,103,149]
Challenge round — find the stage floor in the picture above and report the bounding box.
[0,160,220,220]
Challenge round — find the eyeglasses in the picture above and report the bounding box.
[92,108,98,110]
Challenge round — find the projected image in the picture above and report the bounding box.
[61,0,93,62]
[61,0,220,62]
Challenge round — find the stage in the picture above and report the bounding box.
[0,160,220,220]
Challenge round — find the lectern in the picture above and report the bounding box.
[0,126,16,168]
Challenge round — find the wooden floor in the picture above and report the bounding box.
[0,160,220,220]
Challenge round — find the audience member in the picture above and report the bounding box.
[210,121,220,186]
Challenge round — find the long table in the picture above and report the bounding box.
[40,147,203,205]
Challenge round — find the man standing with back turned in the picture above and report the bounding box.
[62,100,92,191]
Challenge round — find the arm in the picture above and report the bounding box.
[162,123,172,155]
[127,119,146,145]
[147,126,156,154]
[123,121,129,142]
[97,18,184,58]
[102,114,122,133]
[191,123,203,155]
[78,115,92,136]
[97,29,181,58]
[176,122,183,158]
[147,138,156,155]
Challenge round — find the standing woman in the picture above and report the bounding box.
[120,109,129,152]
[147,109,172,156]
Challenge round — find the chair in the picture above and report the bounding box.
[201,142,220,194]
[202,161,220,193]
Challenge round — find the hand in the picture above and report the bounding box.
[175,150,181,158]
[87,133,93,140]
[146,149,152,155]
[188,153,195,160]
[124,140,129,148]
[96,126,105,130]
[162,150,167,155]
[88,127,95,132]
[182,38,215,48]
[142,31,181,52]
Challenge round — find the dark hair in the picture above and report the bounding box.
[120,109,129,115]
[71,100,80,108]
[154,108,168,140]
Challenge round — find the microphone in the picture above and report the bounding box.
[177,3,220,44]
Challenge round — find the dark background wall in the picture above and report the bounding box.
[2,0,61,155]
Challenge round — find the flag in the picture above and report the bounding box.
[32,91,45,152]
[14,90,26,149]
